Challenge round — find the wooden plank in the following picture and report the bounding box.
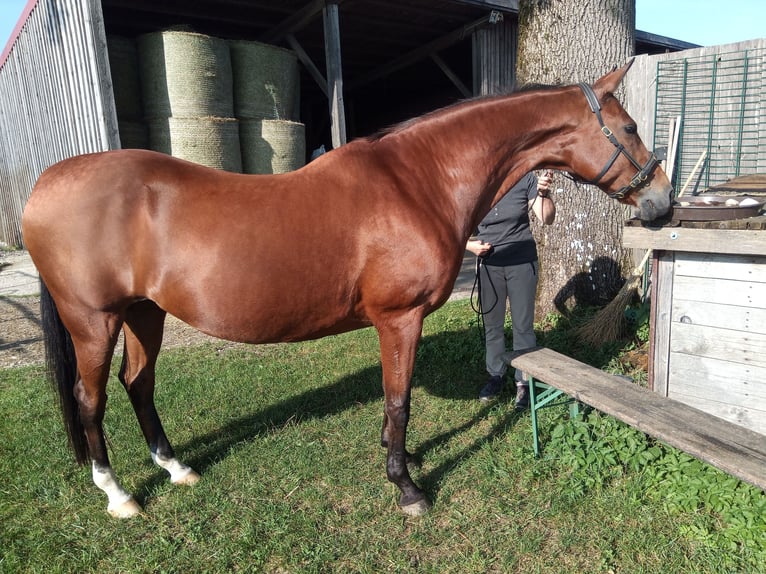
[669,321,766,369]
[260,0,328,44]
[506,347,766,492]
[472,17,515,96]
[651,252,674,396]
[431,54,471,98]
[673,252,766,283]
[668,352,766,404]
[349,13,495,91]
[668,389,766,436]
[673,275,766,308]
[708,173,766,194]
[285,34,328,98]
[673,299,766,335]
[85,0,121,151]
[622,226,766,255]
[683,216,766,230]
[323,2,347,148]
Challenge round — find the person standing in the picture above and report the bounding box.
[465,171,556,409]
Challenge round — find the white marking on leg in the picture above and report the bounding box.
[92,463,140,517]
[151,452,200,485]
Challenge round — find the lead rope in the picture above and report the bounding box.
[470,256,499,343]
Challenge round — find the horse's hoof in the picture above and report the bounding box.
[172,469,200,486]
[400,498,431,517]
[108,497,142,518]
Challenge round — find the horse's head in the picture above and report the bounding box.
[565,61,673,222]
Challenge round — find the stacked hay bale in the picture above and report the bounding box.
[230,40,305,174]
[138,31,242,172]
[107,36,148,149]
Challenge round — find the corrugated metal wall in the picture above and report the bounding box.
[0,0,118,247]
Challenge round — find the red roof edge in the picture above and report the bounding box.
[1,0,41,69]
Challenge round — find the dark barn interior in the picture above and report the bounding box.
[100,0,689,154]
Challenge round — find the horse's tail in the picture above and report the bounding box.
[40,280,89,464]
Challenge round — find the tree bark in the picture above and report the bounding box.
[516,0,636,318]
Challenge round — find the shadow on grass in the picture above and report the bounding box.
[133,302,636,506]
[131,324,525,506]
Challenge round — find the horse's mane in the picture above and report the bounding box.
[366,82,562,142]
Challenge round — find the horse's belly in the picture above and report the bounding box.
[156,284,368,345]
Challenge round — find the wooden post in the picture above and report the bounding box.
[323,2,346,148]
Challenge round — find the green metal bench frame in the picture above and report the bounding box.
[524,375,579,456]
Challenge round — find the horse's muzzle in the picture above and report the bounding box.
[634,187,673,221]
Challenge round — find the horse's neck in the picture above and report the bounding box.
[383,88,578,239]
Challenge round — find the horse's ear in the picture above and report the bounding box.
[593,58,634,97]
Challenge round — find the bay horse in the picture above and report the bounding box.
[22,62,671,518]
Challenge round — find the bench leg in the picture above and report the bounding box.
[526,373,542,457]
[525,375,578,458]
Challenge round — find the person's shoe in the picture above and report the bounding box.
[514,384,530,411]
[479,375,505,403]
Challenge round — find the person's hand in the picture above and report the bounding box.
[537,170,553,197]
[466,239,493,257]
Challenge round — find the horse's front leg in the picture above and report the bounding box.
[376,310,431,516]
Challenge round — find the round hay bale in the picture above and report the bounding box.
[138,31,233,119]
[107,36,144,121]
[149,116,242,172]
[229,40,299,120]
[240,119,305,174]
[118,121,148,149]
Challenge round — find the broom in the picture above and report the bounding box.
[576,249,652,346]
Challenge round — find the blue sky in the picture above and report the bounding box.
[1,0,764,57]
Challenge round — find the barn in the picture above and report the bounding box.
[0,0,694,247]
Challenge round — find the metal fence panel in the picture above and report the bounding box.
[625,40,766,195]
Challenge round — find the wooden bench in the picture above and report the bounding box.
[504,347,766,492]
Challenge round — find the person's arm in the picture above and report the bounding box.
[529,171,556,225]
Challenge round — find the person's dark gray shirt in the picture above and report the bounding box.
[475,172,538,266]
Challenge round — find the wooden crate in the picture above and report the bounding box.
[624,223,766,437]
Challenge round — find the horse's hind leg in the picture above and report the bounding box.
[66,310,143,518]
[119,300,199,486]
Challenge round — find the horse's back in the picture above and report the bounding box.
[23,150,246,311]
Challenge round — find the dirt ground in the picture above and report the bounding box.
[0,296,243,369]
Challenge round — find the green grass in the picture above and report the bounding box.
[1,300,764,573]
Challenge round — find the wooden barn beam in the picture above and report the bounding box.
[285,34,329,98]
[431,53,472,98]
[260,0,345,44]
[451,0,519,11]
[324,2,347,147]
[348,12,502,91]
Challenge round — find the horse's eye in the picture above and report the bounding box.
[625,124,637,135]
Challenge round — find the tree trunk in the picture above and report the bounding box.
[516,0,636,318]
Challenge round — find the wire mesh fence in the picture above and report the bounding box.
[652,47,766,194]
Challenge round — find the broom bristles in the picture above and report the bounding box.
[576,275,641,346]
[575,250,652,346]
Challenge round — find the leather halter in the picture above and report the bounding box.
[576,82,659,200]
